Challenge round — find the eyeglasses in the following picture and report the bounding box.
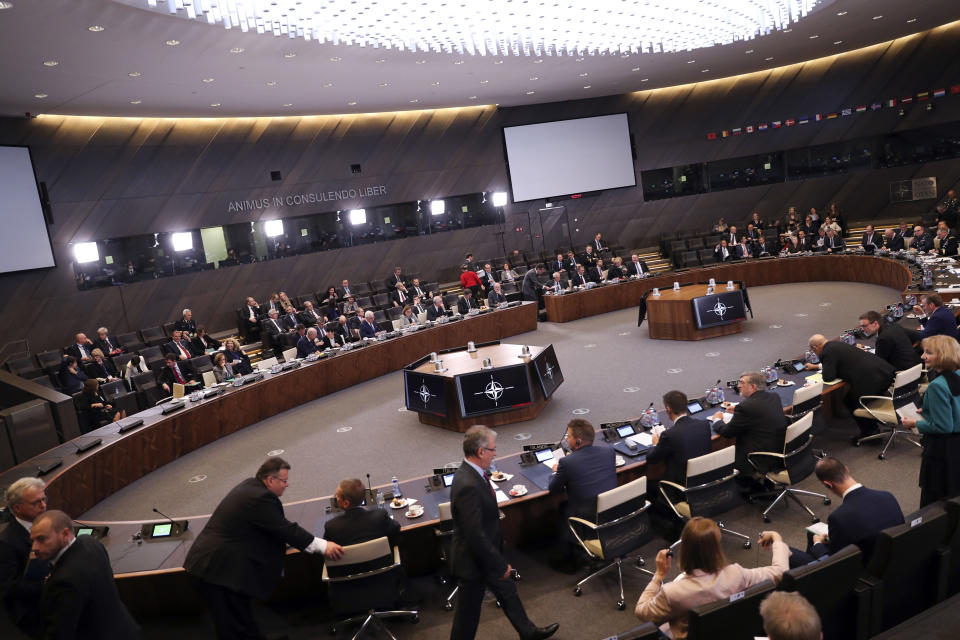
[482,446,497,453]
[270,476,289,484]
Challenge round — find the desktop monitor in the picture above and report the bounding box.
[455,364,533,418]
[403,369,448,417]
[691,290,747,329]
[532,344,564,398]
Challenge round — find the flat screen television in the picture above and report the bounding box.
[531,344,564,398]
[503,113,636,202]
[403,369,448,417]
[691,290,747,329]
[455,364,533,418]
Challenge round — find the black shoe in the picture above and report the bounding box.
[524,623,560,640]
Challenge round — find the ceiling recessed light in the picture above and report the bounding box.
[330,56,341,62]
[430,81,440,86]
[322,82,333,88]
[202,77,215,83]
[686,59,695,64]
[128,71,141,77]
[583,85,591,89]
[701,69,710,73]
[745,49,754,54]
[34,93,48,99]
[907,18,918,23]
[575,57,584,62]
[165,39,180,46]
[836,11,847,16]
[42,60,59,67]
[765,56,774,61]
[266,81,277,86]
[872,15,883,20]
[640,78,649,82]
[376,58,386,63]
[493,60,504,65]
[468,95,478,100]
[347,101,357,106]
[620,53,630,58]
[631,67,640,72]
[479,79,489,84]
[783,28,792,33]
[454,60,464,65]
[409,99,419,103]
[529,76,539,81]
[415,59,426,64]
[579,72,588,77]
[87,25,104,32]
[230,47,245,53]
[533,59,543,64]
[283,103,293,107]
[0,2,14,9]
[129,99,142,104]
[834,40,843,45]
[210,103,221,107]
[525,90,535,95]
[809,34,819,39]
[283,52,296,58]
[377,82,389,87]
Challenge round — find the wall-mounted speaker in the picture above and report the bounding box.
[351,164,362,174]
[39,181,53,224]
[270,170,282,181]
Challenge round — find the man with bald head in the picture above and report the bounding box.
[30,509,139,638]
[296,327,322,359]
[65,333,95,362]
[808,334,895,442]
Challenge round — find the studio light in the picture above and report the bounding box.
[430,200,446,216]
[264,219,284,237]
[133,0,819,56]
[492,192,508,207]
[171,232,193,251]
[73,242,99,264]
[348,209,367,225]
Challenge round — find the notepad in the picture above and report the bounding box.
[896,403,922,423]
[628,433,653,447]
[806,522,829,537]
[541,448,564,469]
[805,372,842,386]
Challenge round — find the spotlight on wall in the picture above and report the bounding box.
[348,209,367,225]
[898,107,905,117]
[925,102,934,112]
[171,232,193,252]
[492,191,508,207]
[73,242,99,264]
[264,219,284,237]
[430,200,446,216]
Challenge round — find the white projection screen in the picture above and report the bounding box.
[0,146,55,274]
[503,113,636,202]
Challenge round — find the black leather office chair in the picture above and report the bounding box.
[686,580,775,640]
[321,536,419,639]
[433,501,458,611]
[779,544,869,640]
[568,477,655,609]
[660,446,752,548]
[697,249,716,265]
[679,250,699,268]
[853,363,922,459]
[860,504,951,635]
[37,349,64,375]
[944,497,960,596]
[115,331,146,352]
[140,326,167,346]
[5,354,42,380]
[747,413,830,523]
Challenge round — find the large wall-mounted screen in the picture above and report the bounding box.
[0,146,55,274]
[503,113,636,202]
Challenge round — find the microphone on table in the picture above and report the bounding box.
[364,473,376,505]
[153,507,183,529]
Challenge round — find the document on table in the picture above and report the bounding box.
[806,372,843,386]
[896,402,922,423]
[628,433,653,447]
[541,448,564,470]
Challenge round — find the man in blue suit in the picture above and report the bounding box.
[647,390,712,487]
[910,293,959,341]
[788,457,903,568]
[548,419,617,572]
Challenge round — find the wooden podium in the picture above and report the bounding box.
[647,283,745,340]
[407,344,552,432]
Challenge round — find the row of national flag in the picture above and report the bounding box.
[706,85,960,140]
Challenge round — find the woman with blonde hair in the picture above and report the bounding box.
[900,334,960,505]
[635,517,789,639]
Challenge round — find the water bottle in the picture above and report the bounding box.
[375,489,385,509]
[716,381,725,404]
[391,475,402,498]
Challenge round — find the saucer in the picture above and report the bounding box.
[615,455,626,467]
[389,498,409,509]
[491,473,507,482]
[508,487,528,497]
[405,508,424,518]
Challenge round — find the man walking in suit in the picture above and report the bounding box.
[647,391,712,488]
[323,478,400,547]
[30,509,139,639]
[449,426,559,640]
[808,334,896,441]
[185,458,343,639]
[713,372,788,488]
[788,458,903,567]
[1,477,48,638]
[548,419,616,572]
[521,264,547,303]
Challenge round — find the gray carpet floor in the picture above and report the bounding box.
[74,280,950,640]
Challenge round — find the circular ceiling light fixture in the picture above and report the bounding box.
[134,0,821,56]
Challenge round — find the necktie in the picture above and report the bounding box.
[483,471,496,497]
[178,342,190,359]
[105,338,113,351]
[272,320,281,332]
[79,344,88,359]
[554,282,561,293]
[174,365,185,384]
[398,291,404,303]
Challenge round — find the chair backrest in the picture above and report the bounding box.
[188,355,212,374]
[141,345,164,363]
[100,380,127,400]
[111,352,136,373]
[131,371,157,390]
[37,349,63,373]
[779,544,866,640]
[140,326,166,345]
[438,501,452,521]
[592,478,653,558]
[686,580,775,640]
[892,363,922,401]
[790,381,823,417]
[257,356,278,370]
[322,536,402,614]
[281,347,298,362]
[596,476,646,522]
[864,504,951,632]
[5,354,38,376]
[684,447,742,518]
[781,413,816,483]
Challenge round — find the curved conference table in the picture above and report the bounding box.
[0,254,918,615]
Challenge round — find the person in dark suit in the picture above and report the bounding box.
[337,279,355,299]
[0,477,48,638]
[860,225,878,250]
[788,458,903,567]
[823,229,845,253]
[184,458,343,640]
[713,239,734,262]
[754,236,772,256]
[589,259,606,283]
[521,265,547,302]
[858,311,921,371]
[605,257,626,280]
[427,295,449,321]
[30,509,139,639]
[85,349,119,380]
[911,225,933,252]
[881,228,904,251]
[795,231,812,253]
[391,282,411,307]
[449,426,559,640]
[479,263,499,291]
[163,330,197,361]
[579,245,598,267]
[296,327,322,359]
[626,254,649,277]
[808,334,896,440]
[321,328,346,350]
[191,327,221,353]
[91,327,123,356]
[65,333,95,363]
[934,227,959,256]
[647,391,713,487]
[223,339,253,376]
[563,250,580,274]
[174,308,198,336]
[569,265,590,288]
[358,311,380,338]
[910,293,959,341]
[260,309,285,350]
[158,353,197,394]
[735,236,753,259]
[594,232,608,252]
[58,356,88,395]
[298,301,324,327]
[487,282,507,307]
[241,297,262,342]
[386,267,405,292]
[323,478,400,547]
[76,379,124,429]
[713,372,788,483]
[457,289,479,314]
[280,306,300,332]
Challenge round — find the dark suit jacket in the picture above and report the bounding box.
[820,341,896,402]
[391,289,410,307]
[298,309,323,327]
[58,367,88,395]
[457,296,478,314]
[883,235,905,251]
[913,233,933,252]
[321,333,346,349]
[261,317,285,341]
[163,339,197,359]
[386,274,404,291]
[91,337,121,355]
[860,232,878,248]
[0,519,47,636]
[427,305,448,321]
[323,507,401,547]
[735,243,752,259]
[191,334,221,352]
[280,313,300,331]
[548,444,617,520]
[296,335,319,358]
[875,322,921,371]
[569,271,589,287]
[625,260,648,277]
[646,416,713,486]
[450,463,507,581]
[334,323,358,343]
[809,486,903,560]
[487,291,506,307]
[606,264,625,279]
[65,344,94,361]
[224,350,253,376]
[937,235,959,256]
[358,320,378,338]
[521,269,543,301]
[916,305,960,341]
[173,318,197,335]
[84,359,118,380]
[184,477,315,599]
[157,361,195,389]
[589,265,605,282]
[41,535,139,640]
[824,234,845,250]
[714,246,734,262]
[716,390,787,475]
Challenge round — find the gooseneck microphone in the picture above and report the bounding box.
[153,507,181,529]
